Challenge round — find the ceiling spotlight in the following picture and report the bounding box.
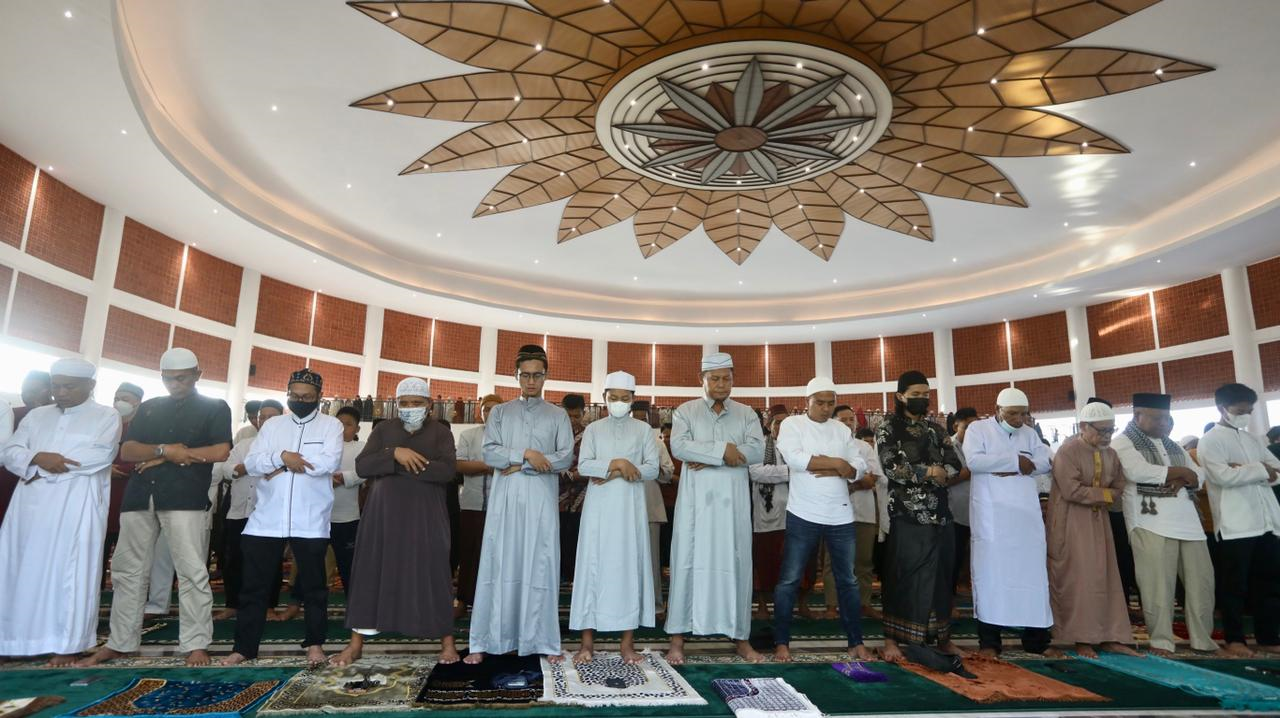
[921,313,927,317]
[386,99,395,107]
[990,78,998,84]
[735,208,741,214]
[1155,67,1164,76]
[1189,160,1197,167]
[911,225,918,231]
[436,231,442,238]
[852,135,859,141]
[1081,141,1089,148]
[629,99,636,106]
[489,205,495,210]
[967,126,974,132]
[701,63,709,71]
[64,9,72,18]
[120,129,127,135]
[212,208,219,214]
[45,166,52,171]
[559,171,565,176]
[513,95,520,102]
[1063,221,1069,227]
[534,259,539,264]
[623,143,630,149]
[916,161,923,168]
[632,276,638,281]
[346,183,352,189]
[796,62,804,69]
[858,188,865,193]
[994,192,1001,199]
[738,280,743,285]
[671,206,678,211]
[192,243,198,247]
[735,179,742,185]
[613,194,619,199]
[534,43,542,51]
[1156,258,1162,263]
[832,278,838,283]
[520,137,528,144]
[390,10,398,18]
[855,93,862,100]
[1033,293,1039,298]
[796,204,803,209]
[271,104,278,112]
[312,259,318,264]
[951,257,957,262]
[977,26,985,35]
[804,166,811,173]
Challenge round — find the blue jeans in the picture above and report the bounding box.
[774,512,862,646]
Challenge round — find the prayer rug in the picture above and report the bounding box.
[710,677,820,718]
[59,678,280,717]
[415,654,543,709]
[1,696,63,718]
[899,655,1107,704]
[541,651,705,707]
[257,661,432,714]
[1081,653,1280,711]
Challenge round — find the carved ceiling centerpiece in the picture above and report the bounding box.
[351,0,1208,263]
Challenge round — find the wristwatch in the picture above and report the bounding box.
[154,444,166,458]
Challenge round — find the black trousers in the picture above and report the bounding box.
[235,535,329,658]
[950,523,971,594]
[221,518,248,608]
[1109,510,1139,602]
[977,621,1052,654]
[1219,532,1280,646]
[330,520,359,596]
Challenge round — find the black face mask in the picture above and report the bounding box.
[904,397,930,416]
[288,399,319,418]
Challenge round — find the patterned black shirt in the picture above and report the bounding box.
[875,413,961,526]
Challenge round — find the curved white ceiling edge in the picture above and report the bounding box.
[111,0,1280,329]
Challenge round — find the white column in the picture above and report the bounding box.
[477,326,499,395]
[224,270,260,417]
[359,305,384,396]
[1065,305,1096,410]
[80,207,125,362]
[932,330,956,414]
[815,339,833,379]
[1221,266,1268,429]
[702,342,717,357]
[590,338,608,399]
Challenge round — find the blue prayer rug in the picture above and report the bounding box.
[1080,654,1280,712]
[59,678,281,717]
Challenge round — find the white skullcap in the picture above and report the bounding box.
[160,347,199,370]
[805,376,837,396]
[50,357,96,379]
[396,377,430,398]
[701,352,733,371]
[996,387,1029,407]
[1078,401,1114,423]
[1179,435,1199,448]
[603,371,636,392]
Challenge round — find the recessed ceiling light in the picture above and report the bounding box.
[858,188,865,194]
[701,63,709,71]
[191,243,198,247]
[629,99,636,106]
[63,10,72,18]
[990,78,998,84]
[1033,293,1039,298]
[916,162,923,168]
[312,259,317,264]
[534,43,542,51]
[520,137,528,144]
[120,129,127,135]
[803,166,810,173]
[832,278,838,283]
[967,126,974,132]
[1156,258,1162,263]
[796,204,803,209]
[212,208,219,214]
[738,280,743,285]
[1154,68,1164,76]
[513,95,521,102]
[45,166,52,171]
[386,99,395,107]
[1063,221,1069,227]
[921,313,927,317]
[1189,160,1197,167]
[623,143,630,149]
[411,292,416,297]
[346,183,352,189]
[613,193,619,199]
[735,179,742,185]
[1081,141,1089,148]
[951,257,957,262]
[994,192,1001,198]
[534,259,539,264]
[796,62,804,69]
[852,135,858,141]
[912,225,918,231]
[735,208,741,214]
[489,205,495,210]
[390,10,398,18]
[271,104,278,112]
[436,232,442,238]
[671,206,678,211]
[632,276,638,281]
[559,171,565,176]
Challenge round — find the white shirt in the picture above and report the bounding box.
[216,439,258,520]
[0,399,13,444]
[776,414,866,526]
[243,411,344,539]
[1112,431,1205,542]
[234,424,258,445]
[850,439,884,526]
[330,440,367,523]
[1200,424,1280,541]
[457,425,489,511]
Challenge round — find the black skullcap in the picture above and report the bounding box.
[288,367,323,391]
[897,370,929,393]
[561,394,585,410]
[1132,393,1171,411]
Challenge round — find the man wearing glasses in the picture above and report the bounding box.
[80,348,232,667]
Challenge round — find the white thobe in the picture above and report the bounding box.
[665,397,764,640]
[965,417,1053,628]
[243,411,344,539]
[216,440,258,520]
[1200,424,1280,540]
[0,400,121,655]
[331,440,367,524]
[569,416,660,632]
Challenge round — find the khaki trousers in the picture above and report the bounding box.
[1129,528,1217,652]
[107,501,213,653]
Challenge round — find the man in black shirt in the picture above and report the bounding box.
[79,348,231,667]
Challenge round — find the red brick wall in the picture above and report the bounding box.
[733,395,767,410]
[377,370,410,398]
[882,389,939,412]
[883,333,934,382]
[102,306,169,368]
[0,263,12,321]
[493,385,521,401]
[838,392,884,411]
[768,343,815,387]
[172,327,231,383]
[1162,351,1235,402]
[545,389,582,405]
[1014,375,1075,413]
[771,395,807,412]
[1247,256,1280,330]
[654,344,702,386]
[0,144,35,248]
[547,334,592,382]
[311,293,366,354]
[179,248,242,326]
[1092,363,1160,407]
[24,173,103,279]
[654,395,697,409]
[1009,312,1070,369]
[381,309,432,365]
[1154,276,1228,347]
[8,273,87,351]
[308,359,361,398]
[1087,296,1154,359]
[432,319,481,371]
[1261,340,1280,393]
[431,379,479,401]
[114,218,182,306]
[719,345,765,386]
[497,329,545,372]
[255,276,313,344]
[249,346,306,391]
[608,342,653,383]
[955,382,1007,412]
[952,323,1007,375]
[832,338,881,384]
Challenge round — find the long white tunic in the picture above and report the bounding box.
[216,439,257,520]
[965,417,1054,628]
[665,397,764,640]
[569,416,660,632]
[470,397,574,656]
[1112,431,1205,541]
[0,400,121,655]
[243,411,344,539]
[330,440,367,524]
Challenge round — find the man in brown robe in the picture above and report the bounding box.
[1047,401,1138,658]
[329,377,458,666]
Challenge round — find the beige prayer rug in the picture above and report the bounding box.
[541,651,706,707]
[257,660,433,714]
[900,655,1107,704]
[0,696,63,718]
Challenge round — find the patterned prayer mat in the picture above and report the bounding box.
[540,651,706,707]
[0,696,63,718]
[899,655,1107,704]
[710,677,821,718]
[58,678,280,717]
[1081,653,1280,712]
[415,654,543,709]
[257,660,433,714]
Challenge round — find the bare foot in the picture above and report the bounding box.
[306,645,326,667]
[463,651,486,665]
[213,608,237,620]
[1075,643,1099,659]
[1100,642,1139,656]
[272,605,301,622]
[1258,644,1280,655]
[620,646,644,665]
[186,649,211,666]
[47,654,78,667]
[735,640,765,663]
[1041,647,1066,658]
[1224,642,1255,658]
[1148,646,1175,657]
[938,640,967,657]
[439,645,461,664]
[797,604,815,620]
[848,644,874,661]
[666,637,685,666]
[573,647,594,664]
[329,644,362,667]
[880,638,904,663]
[545,653,564,664]
[75,647,125,667]
[219,652,248,666]
[977,647,1000,660]
[774,644,792,662]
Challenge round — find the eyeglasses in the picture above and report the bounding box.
[517,372,547,381]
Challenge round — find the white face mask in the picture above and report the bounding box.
[399,406,428,430]
[1225,412,1252,430]
[114,400,136,419]
[608,401,631,419]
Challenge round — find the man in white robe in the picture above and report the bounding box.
[965,387,1057,657]
[631,400,675,619]
[466,344,574,664]
[570,371,660,664]
[0,358,121,665]
[665,352,765,664]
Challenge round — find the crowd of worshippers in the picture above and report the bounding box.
[2,344,1280,671]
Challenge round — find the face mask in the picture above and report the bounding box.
[399,406,428,430]
[608,401,631,419]
[998,419,1017,435]
[904,397,930,415]
[288,400,319,418]
[114,400,136,419]
[1226,412,1252,430]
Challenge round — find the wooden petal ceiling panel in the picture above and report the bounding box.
[818,166,933,240]
[525,0,693,50]
[403,118,598,174]
[766,183,845,260]
[889,107,1127,156]
[858,140,1025,207]
[558,172,652,239]
[474,148,617,216]
[704,191,771,264]
[633,185,711,257]
[352,73,597,122]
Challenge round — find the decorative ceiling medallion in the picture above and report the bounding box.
[350,0,1210,264]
